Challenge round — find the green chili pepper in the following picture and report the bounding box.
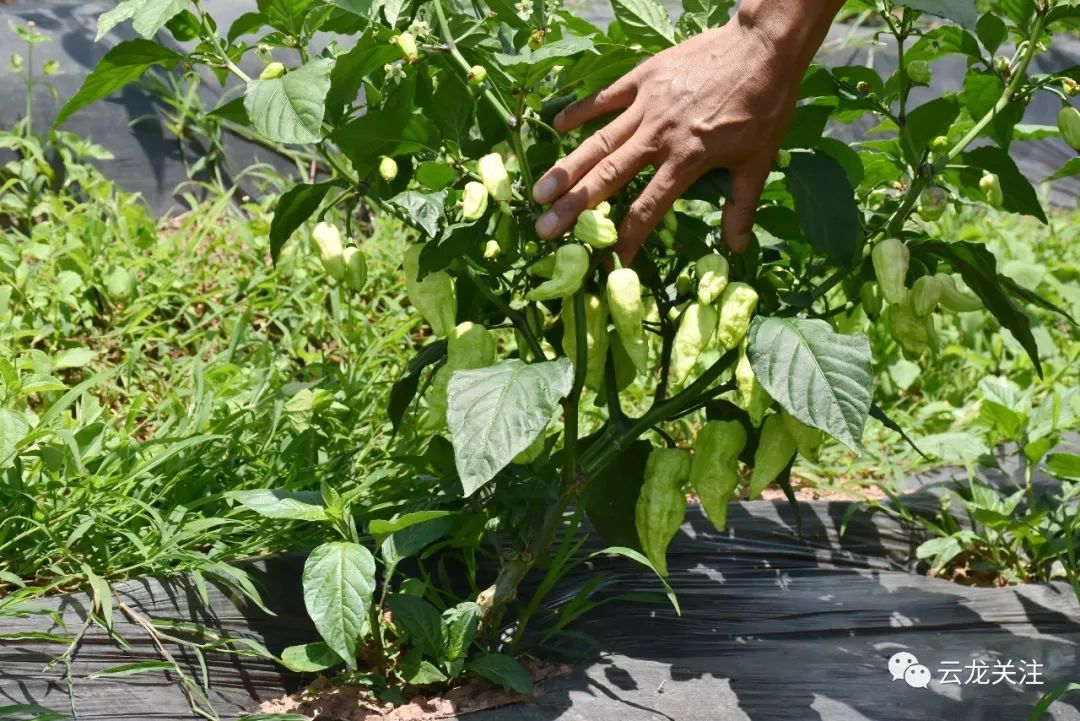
[635,448,691,577]
[871,238,910,304]
[527,244,589,301]
[404,244,457,337]
[379,156,399,182]
[562,293,609,391]
[574,207,618,248]
[671,302,719,385]
[736,347,772,427]
[861,281,883,317]
[313,222,346,281]
[715,282,759,350]
[918,187,947,221]
[690,421,747,531]
[342,247,367,292]
[478,153,512,202]
[461,181,489,221]
[884,294,939,357]
[695,253,730,305]
[748,414,797,498]
[260,62,286,80]
[911,274,943,316]
[980,172,1003,209]
[1058,106,1080,152]
[606,268,648,373]
[781,411,825,462]
[938,274,982,312]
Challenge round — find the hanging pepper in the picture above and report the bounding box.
[871,238,910,304]
[911,274,944,316]
[562,293,609,391]
[715,283,758,350]
[781,411,825,462]
[980,172,1003,208]
[313,222,346,281]
[606,268,648,373]
[260,62,286,80]
[574,206,618,248]
[527,244,589,301]
[748,414,797,498]
[670,302,719,385]
[736,347,772,427]
[635,448,692,577]
[515,304,546,362]
[917,187,947,221]
[1058,106,1080,152]
[690,421,747,532]
[938,274,982,312]
[404,244,456,337]
[423,322,497,431]
[342,247,367,292]
[461,181,489,221]
[477,153,512,202]
[379,156,399,182]
[695,253,730,305]
[884,294,939,358]
[392,32,419,63]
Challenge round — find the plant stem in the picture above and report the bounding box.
[562,290,588,489]
[193,0,252,84]
[462,267,547,359]
[433,0,512,125]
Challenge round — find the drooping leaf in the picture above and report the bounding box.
[893,0,978,29]
[784,151,860,265]
[302,542,376,670]
[746,317,873,452]
[447,359,574,496]
[227,489,328,522]
[610,0,675,48]
[386,190,447,237]
[269,180,338,262]
[280,642,344,672]
[245,57,334,144]
[467,653,533,694]
[96,0,189,40]
[387,594,446,658]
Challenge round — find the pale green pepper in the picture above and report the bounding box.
[527,244,589,301]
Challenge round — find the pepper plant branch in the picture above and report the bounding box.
[192,0,252,84]
[462,267,546,359]
[434,0,513,126]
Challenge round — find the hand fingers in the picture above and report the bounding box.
[721,160,771,253]
[534,131,653,239]
[533,107,641,205]
[616,162,698,267]
[553,72,639,133]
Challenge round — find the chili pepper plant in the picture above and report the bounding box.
[63,0,1080,698]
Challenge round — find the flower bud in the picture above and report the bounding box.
[461,181,490,221]
[477,153,512,202]
[379,155,398,182]
[1064,78,1080,97]
[856,80,871,95]
[313,222,346,281]
[995,55,1011,74]
[259,62,286,80]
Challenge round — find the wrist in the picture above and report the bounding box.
[735,0,841,70]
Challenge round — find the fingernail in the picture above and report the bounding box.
[536,210,559,238]
[533,176,557,203]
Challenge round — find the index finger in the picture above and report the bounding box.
[554,71,638,133]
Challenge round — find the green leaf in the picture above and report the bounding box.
[227,489,328,522]
[905,96,960,158]
[269,180,337,263]
[905,26,981,63]
[415,162,459,191]
[325,29,399,120]
[302,542,376,670]
[975,13,1007,53]
[610,0,675,48]
[380,516,457,565]
[386,190,447,237]
[1046,453,1080,481]
[334,109,437,174]
[369,511,453,537]
[893,0,977,28]
[784,151,859,265]
[54,41,184,128]
[447,359,574,497]
[0,409,31,465]
[1047,157,1080,182]
[494,36,598,79]
[746,317,873,452]
[326,0,381,18]
[583,439,652,550]
[97,0,190,40]
[588,546,681,614]
[442,602,480,660]
[387,594,446,659]
[90,661,175,678]
[280,642,344,672]
[53,348,96,370]
[467,653,533,694]
[959,146,1047,222]
[245,57,334,144]
[388,340,447,432]
[0,704,69,721]
[915,536,965,565]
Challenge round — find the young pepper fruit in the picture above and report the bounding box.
[980,172,1003,208]
[671,302,719,385]
[1057,106,1080,152]
[477,153,512,202]
[736,346,772,427]
[574,206,618,248]
[423,322,496,431]
[695,253,730,305]
[404,244,457,337]
[606,268,649,373]
[748,414,798,498]
[938,274,982,312]
[636,448,692,577]
[342,247,367,292]
[715,282,759,350]
[871,238,910,305]
[313,222,346,281]
[562,293,609,391]
[690,420,747,532]
[527,244,589,301]
[461,181,489,221]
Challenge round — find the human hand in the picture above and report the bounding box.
[532,2,838,264]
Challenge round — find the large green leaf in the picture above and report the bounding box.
[268,180,338,262]
[386,594,446,659]
[386,190,447,237]
[583,438,652,550]
[467,653,533,694]
[54,41,184,128]
[96,0,189,40]
[301,542,376,670]
[784,151,859,265]
[610,0,675,48]
[746,317,873,452]
[226,489,328,522]
[447,359,574,496]
[280,642,344,672]
[894,0,977,28]
[960,146,1047,223]
[245,57,334,145]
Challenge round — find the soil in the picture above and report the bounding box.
[257,658,572,721]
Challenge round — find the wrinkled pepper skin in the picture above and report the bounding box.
[574,208,618,248]
[736,348,772,427]
[423,322,496,431]
[671,302,719,385]
[781,412,825,462]
[748,414,798,498]
[635,448,692,577]
[313,222,346,281]
[911,274,944,316]
[606,268,649,373]
[562,293,609,391]
[404,244,457,337]
[527,244,589,301]
[938,274,982,312]
[885,294,939,358]
[715,282,759,350]
[690,421,747,531]
[695,253,730,305]
[871,238,910,304]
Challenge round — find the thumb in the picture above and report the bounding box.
[721,160,771,254]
